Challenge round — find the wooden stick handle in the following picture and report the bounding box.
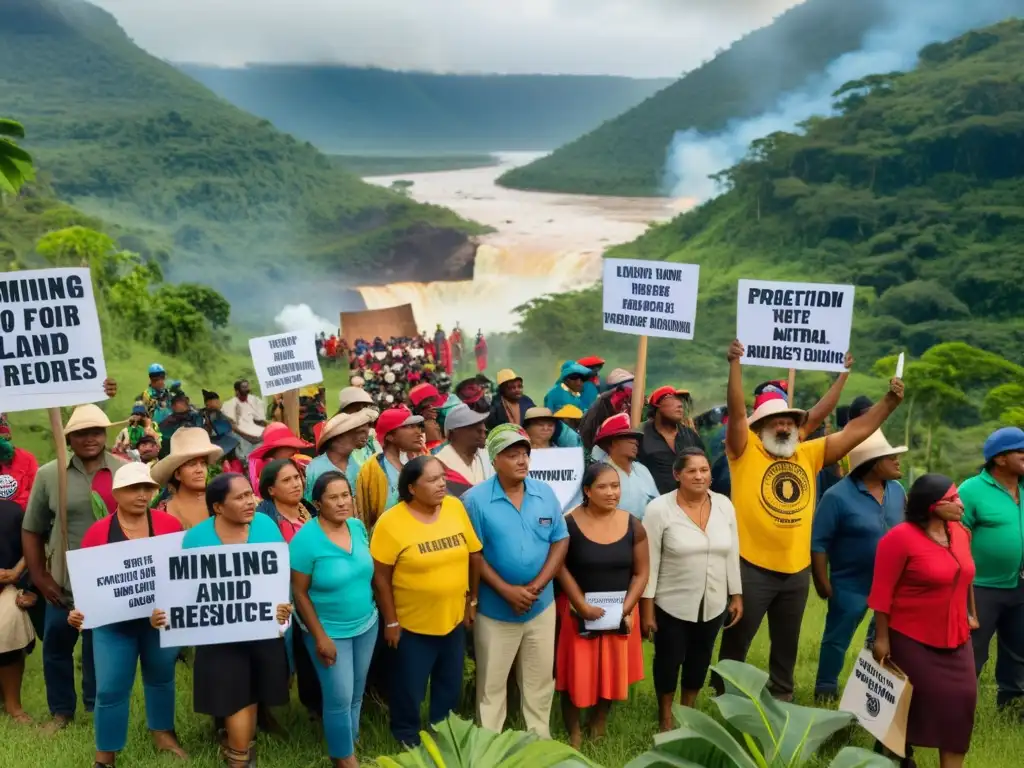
[630,336,649,429]
[47,408,69,577]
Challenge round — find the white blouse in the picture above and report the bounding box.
[642,490,742,622]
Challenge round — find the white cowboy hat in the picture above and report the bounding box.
[112,461,160,491]
[748,398,806,432]
[317,407,379,452]
[63,404,125,436]
[848,430,908,473]
[150,428,224,486]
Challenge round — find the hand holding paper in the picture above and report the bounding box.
[895,352,905,379]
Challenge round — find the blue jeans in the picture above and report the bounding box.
[303,618,378,759]
[815,586,874,695]
[389,626,465,746]
[43,602,95,717]
[92,620,178,752]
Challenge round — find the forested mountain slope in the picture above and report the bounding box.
[513,22,1024,384]
[498,0,894,196]
[177,65,672,153]
[0,0,484,305]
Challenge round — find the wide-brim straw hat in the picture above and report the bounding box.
[848,430,908,472]
[748,398,806,432]
[523,407,556,424]
[317,407,379,452]
[151,427,224,486]
[62,404,125,436]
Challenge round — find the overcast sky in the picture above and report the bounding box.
[92,0,802,77]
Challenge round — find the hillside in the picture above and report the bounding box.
[0,0,485,310]
[177,64,672,154]
[512,21,1024,388]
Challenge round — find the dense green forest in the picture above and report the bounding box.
[178,64,671,154]
[512,21,1024,402]
[498,0,896,195]
[0,0,486,309]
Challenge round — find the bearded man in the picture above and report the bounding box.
[715,339,904,701]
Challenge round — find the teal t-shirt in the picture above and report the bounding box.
[303,453,362,503]
[289,517,377,638]
[183,512,285,549]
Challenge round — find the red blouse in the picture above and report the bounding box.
[868,521,976,649]
[80,510,184,549]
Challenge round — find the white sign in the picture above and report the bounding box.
[736,279,854,373]
[602,258,700,340]
[66,533,185,629]
[839,650,912,756]
[584,590,626,631]
[529,447,584,513]
[155,542,290,647]
[248,330,323,396]
[895,352,905,379]
[0,268,108,412]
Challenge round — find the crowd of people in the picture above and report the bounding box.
[0,341,1021,768]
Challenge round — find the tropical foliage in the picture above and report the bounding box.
[499,0,894,195]
[625,661,893,768]
[0,117,34,195]
[0,0,484,307]
[375,714,593,768]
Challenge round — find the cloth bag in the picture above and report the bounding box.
[0,585,35,655]
[839,649,913,757]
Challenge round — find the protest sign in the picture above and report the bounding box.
[736,279,854,373]
[583,591,627,632]
[602,258,700,340]
[155,542,290,647]
[529,447,584,513]
[0,268,108,412]
[66,533,185,629]
[839,650,912,757]
[248,330,323,397]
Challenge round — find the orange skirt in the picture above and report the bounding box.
[554,594,644,708]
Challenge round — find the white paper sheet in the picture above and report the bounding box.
[583,590,626,631]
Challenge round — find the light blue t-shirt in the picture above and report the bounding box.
[303,453,362,503]
[182,512,284,549]
[463,476,569,623]
[289,517,377,638]
[383,459,401,510]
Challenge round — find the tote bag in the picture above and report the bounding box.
[839,648,913,757]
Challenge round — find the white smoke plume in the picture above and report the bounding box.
[274,304,337,336]
[665,0,1024,200]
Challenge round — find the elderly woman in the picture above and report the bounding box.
[370,456,482,746]
[870,474,978,768]
[152,428,223,530]
[152,473,292,768]
[292,472,377,768]
[555,462,649,747]
[69,463,186,766]
[642,448,742,729]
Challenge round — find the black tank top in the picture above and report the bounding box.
[564,513,635,594]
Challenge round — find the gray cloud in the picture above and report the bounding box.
[92,0,800,77]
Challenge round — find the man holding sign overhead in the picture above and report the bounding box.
[716,339,904,702]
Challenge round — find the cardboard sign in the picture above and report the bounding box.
[839,650,913,757]
[155,543,290,648]
[66,533,185,629]
[736,279,854,373]
[248,330,323,396]
[0,268,108,412]
[602,258,700,340]
[529,447,584,513]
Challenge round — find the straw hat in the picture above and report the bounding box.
[523,407,556,424]
[317,407,379,452]
[848,430,908,473]
[748,398,806,432]
[150,427,224,486]
[496,369,522,387]
[112,462,160,491]
[62,404,124,436]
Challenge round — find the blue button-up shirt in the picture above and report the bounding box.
[464,475,569,623]
[811,476,906,595]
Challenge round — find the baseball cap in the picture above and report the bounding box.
[443,404,488,436]
[650,386,690,407]
[375,406,424,444]
[408,383,445,409]
[486,423,532,463]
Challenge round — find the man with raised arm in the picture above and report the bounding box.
[714,339,904,701]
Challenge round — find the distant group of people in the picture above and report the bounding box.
[1,340,1021,768]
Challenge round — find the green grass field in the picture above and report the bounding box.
[0,595,1017,767]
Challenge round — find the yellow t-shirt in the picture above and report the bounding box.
[369,495,483,636]
[728,432,827,574]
